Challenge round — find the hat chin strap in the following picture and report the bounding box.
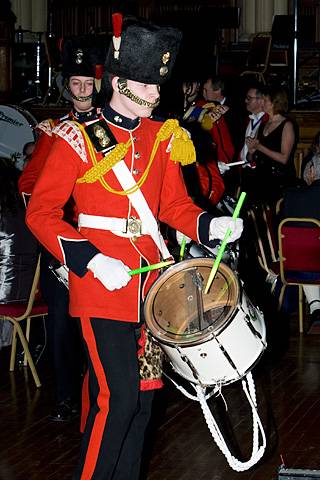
[66,86,93,103]
[117,78,160,109]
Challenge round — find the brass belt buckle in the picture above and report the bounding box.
[126,216,142,235]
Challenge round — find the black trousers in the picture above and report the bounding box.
[40,251,83,403]
[75,317,154,480]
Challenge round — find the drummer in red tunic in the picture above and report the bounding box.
[26,14,243,480]
[19,35,106,422]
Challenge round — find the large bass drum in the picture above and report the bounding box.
[0,105,37,170]
[144,258,266,387]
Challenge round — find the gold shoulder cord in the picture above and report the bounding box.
[48,118,55,129]
[75,119,196,196]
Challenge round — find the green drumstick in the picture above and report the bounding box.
[128,260,174,276]
[179,236,187,261]
[204,192,246,294]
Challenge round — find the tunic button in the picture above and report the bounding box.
[133,168,140,175]
[132,136,137,141]
[134,152,141,159]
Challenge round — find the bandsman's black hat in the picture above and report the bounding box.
[61,35,106,84]
[105,13,182,85]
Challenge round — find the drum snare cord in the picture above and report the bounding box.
[162,370,218,401]
[196,371,266,471]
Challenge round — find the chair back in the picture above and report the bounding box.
[246,33,272,70]
[262,204,279,263]
[17,254,41,320]
[278,217,320,284]
[240,33,272,83]
[248,205,279,269]
[294,150,304,179]
[247,208,269,271]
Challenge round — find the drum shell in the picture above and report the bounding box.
[0,104,37,170]
[144,258,266,387]
[159,290,265,386]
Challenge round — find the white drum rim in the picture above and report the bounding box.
[3,104,37,132]
[144,258,240,347]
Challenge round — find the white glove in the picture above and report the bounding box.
[176,230,192,246]
[209,217,243,243]
[87,253,131,291]
[217,161,230,175]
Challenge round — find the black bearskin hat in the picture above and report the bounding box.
[61,35,107,80]
[105,14,182,85]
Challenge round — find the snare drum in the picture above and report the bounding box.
[0,105,37,170]
[188,241,239,270]
[144,258,266,387]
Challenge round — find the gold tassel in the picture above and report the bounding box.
[201,113,214,131]
[170,127,196,165]
[200,102,223,131]
[158,119,196,166]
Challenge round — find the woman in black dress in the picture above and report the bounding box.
[245,86,297,206]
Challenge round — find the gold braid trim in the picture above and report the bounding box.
[75,118,196,195]
[48,118,55,129]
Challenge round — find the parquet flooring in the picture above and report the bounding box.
[1,318,320,480]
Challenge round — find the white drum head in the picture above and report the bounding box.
[144,258,239,347]
[0,105,37,170]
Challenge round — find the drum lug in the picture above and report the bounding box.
[177,346,206,388]
[213,336,241,379]
[244,314,267,347]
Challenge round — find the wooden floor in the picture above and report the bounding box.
[1,314,320,480]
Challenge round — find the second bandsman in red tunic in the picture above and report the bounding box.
[19,35,106,422]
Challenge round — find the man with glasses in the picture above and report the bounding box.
[237,84,269,207]
[240,84,269,163]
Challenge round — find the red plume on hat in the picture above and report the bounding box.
[112,12,123,60]
[95,64,104,92]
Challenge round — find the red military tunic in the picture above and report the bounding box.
[26,106,213,323]
[19,115,68,198]
[196,159,225,206]
[197,99,235,164]
[19,109,100,198]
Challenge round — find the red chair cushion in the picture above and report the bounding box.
[281,226,320,272]
[0,301,48,317]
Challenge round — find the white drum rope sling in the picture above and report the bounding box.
[196,372,266,471]
[163,368,266,472]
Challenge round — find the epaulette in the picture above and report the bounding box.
[53,120,88,163]
[36,119,55,136]
[149,114,165,123]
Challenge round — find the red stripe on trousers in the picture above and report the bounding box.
[80,370,89,434]
[80,316,110,480]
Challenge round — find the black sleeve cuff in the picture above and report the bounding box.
[198,212,216,248]
[60,239,100,277]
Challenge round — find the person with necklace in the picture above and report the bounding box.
[245,85,297,207]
